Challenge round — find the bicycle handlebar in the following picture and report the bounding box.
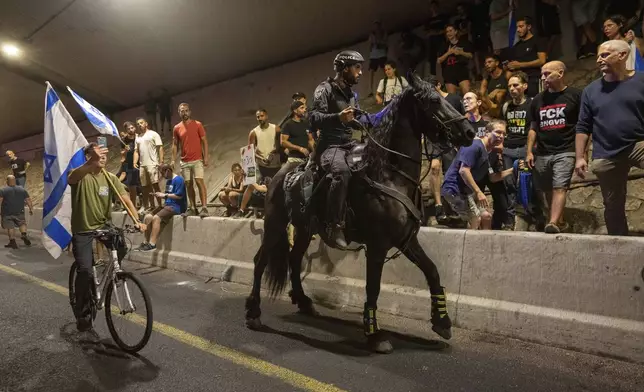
[91,224,140,238]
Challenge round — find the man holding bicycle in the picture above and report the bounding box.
[68,143,145,332]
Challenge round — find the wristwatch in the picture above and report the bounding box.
[164,193,169,199]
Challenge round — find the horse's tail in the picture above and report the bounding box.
[263,188,292,298]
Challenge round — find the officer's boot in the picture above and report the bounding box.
[326,177,348,249]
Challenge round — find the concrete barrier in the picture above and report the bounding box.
[28,209,644,362]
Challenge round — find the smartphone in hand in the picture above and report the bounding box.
[97,136,107,148]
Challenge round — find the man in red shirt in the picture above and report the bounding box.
[172,103,210,218]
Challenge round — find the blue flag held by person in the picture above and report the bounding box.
[67,86,122,143]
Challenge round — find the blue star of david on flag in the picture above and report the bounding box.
[43,153,56,183]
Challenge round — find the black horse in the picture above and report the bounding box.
[245,73,475,353]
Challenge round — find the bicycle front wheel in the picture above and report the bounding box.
[105,272,153,353]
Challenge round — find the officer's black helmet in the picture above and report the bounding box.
[333,50,365,72]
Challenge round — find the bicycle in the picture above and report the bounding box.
[68,224,153,353]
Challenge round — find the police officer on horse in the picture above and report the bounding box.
[309,50,365,249]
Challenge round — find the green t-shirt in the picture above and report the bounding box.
[70,170,127,233]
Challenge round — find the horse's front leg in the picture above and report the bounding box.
[364,245,394,354]
[288,223,318,316]
[245,245,267,330]
[402,236,452,340]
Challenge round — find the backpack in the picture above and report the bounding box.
[382,76,404,101]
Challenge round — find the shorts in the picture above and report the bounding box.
[2,213,26,229]
[257,165,280,182]
[369,57,387,71]
[442,192,487,222]
[124,168,140,187]
[140,165,159,187]
[443,66,470,86]
[571,0,600,27]
[533,152,575,191]
[491,29,509,51]
[180,160,204,181]
[156,206,178,224]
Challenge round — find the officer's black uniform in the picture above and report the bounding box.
[309,50,364,247]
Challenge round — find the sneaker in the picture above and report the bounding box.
[182,208,197,217]
[21,234,31,246]
[141,243,157,252]
[4,240,18,249]
[544,223,560,234]
[137,242,149,250]
[435,204,447,222]
[199,207,209,218]
[557,221,570,233]
[232,209,245,219]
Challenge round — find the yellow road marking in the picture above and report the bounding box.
[0,263,347,392]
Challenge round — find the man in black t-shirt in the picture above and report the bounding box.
[120,121,140,207]
[6,150,29,187]
[502,71,543,226]
[279,100,314,176]
[479,54,508,118]
[505,16,547,97]
[526,61,581,234]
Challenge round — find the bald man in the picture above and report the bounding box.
[575,40,644,236]
[6,150,29,187]
[526,60,582,234]
[0,175,33,248]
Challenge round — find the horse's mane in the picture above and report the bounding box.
[364,80,433,180]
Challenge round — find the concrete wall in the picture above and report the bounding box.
[26,208,644,362]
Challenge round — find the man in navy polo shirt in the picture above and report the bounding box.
[575,40,644,235]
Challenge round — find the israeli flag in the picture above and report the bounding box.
[42,82,88,259]
[507,0,520,48]
[67,86,122,142]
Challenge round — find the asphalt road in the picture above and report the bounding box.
[1,239,643,392]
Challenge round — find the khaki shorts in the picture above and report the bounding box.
[156,206,178,224]
[140,165,159,187]
[443,192,487,222]
[2,213,26,229]
[180,160,204,181]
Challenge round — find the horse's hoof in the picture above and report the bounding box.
[368,337,394,354]
[246,317,263,330]
[432,325,452,340]
[297,305,320,317]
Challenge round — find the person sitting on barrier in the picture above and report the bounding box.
[139,164,187,251]
[233,176,271,219]
[218,163,245,217]
[441,120,516,229]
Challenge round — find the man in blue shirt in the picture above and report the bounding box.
[139,163,187,251]
[442,119,515,229]
[575,40,644,235]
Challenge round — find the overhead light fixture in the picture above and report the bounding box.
[1,43,21,58]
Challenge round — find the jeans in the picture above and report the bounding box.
[15,176,26,187]
[72,230,127,323]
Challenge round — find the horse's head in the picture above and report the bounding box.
[406,72,475,149]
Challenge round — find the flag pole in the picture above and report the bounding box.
[101,168,141,225]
